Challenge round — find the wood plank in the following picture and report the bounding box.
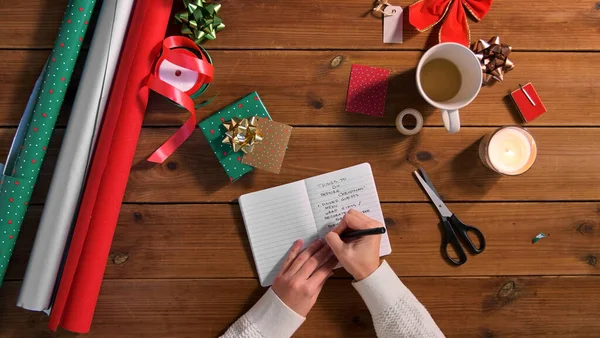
[0,0,72,49]
[1,277,599,337]
[1,127,597,204]
[214,0,600,51]
[1,0,599,51]
[125,127,600,202]
[1,50,599,127]
[5,203,598,281]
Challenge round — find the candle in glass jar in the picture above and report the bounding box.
[479,126,537,175]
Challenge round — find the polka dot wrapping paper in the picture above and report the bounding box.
[199,92,272,182]
[242,119,293,174]
[0,0,97,285]
[345,64,390,116]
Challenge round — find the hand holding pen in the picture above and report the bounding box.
[340,226,386,239]
[325,210,386,281]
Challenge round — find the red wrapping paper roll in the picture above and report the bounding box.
[48,0,174,333]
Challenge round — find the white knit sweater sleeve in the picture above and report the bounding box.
[220,288,305,338]
[353,260,445,338]
[221,261,443,338]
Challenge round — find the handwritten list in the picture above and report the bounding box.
[305,168,383,238]
[239,163,391,287]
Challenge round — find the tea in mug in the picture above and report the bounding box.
[420,58,462,102]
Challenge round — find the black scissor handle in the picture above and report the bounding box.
[450,214,486,254]
[441,219,467,266]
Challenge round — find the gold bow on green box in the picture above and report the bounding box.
[222,117,263,154]
[175,0,225,45]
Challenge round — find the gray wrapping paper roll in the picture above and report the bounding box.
[17,0,135,312]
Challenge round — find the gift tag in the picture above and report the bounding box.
[383,5,403,44]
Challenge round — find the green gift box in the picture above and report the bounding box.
[199,92,272,182]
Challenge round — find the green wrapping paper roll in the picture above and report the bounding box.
[0,0,97,284]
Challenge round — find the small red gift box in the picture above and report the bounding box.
[510,82,546,122]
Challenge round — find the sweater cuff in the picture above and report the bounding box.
[352,260,409,316]
[246,288,305,338]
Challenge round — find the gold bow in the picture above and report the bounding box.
[222,117,263,153]
[174,0,225,45]
[473,36,514,85]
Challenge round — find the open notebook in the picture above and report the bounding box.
[239,163,392,286]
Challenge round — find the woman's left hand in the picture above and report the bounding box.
[272,239,338,317]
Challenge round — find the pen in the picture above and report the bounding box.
[340,227,386,239]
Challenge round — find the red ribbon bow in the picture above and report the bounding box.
[146,36,214,163]
[409,0,493,46]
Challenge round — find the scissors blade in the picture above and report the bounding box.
[413,171,453,218]
[417,167,442,199]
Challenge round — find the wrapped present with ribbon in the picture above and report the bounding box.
[409,0,493,46]
[200,93,271,182]
[174,0,225,45]
[472,36,514,85]
[200,92,293,181]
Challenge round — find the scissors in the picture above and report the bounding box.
[413,168,486,265]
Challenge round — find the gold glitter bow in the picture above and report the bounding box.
[472,36,514,85]
[222,117,263,153]
[174,0,225,45]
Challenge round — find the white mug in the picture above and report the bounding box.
[416,42,482,133]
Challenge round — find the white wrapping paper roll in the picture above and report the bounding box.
[17,0,135,312]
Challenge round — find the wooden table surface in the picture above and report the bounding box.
[1,0,599,337]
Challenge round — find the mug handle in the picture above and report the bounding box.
[441,109,460,133]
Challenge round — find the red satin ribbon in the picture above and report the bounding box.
[409,0,492,46]
[146,36,214,163]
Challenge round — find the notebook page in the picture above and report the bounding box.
[239,181,319,287]
[304,163,392,256]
